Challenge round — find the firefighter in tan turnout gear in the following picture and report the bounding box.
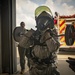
[26,6,60,75]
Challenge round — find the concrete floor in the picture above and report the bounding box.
[1,50,75,75]
[58,54,75,75]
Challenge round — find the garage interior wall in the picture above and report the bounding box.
[0,0,17,74]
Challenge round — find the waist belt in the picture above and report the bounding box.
[32,57,55,65]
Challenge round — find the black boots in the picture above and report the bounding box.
[66,57,75,72]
